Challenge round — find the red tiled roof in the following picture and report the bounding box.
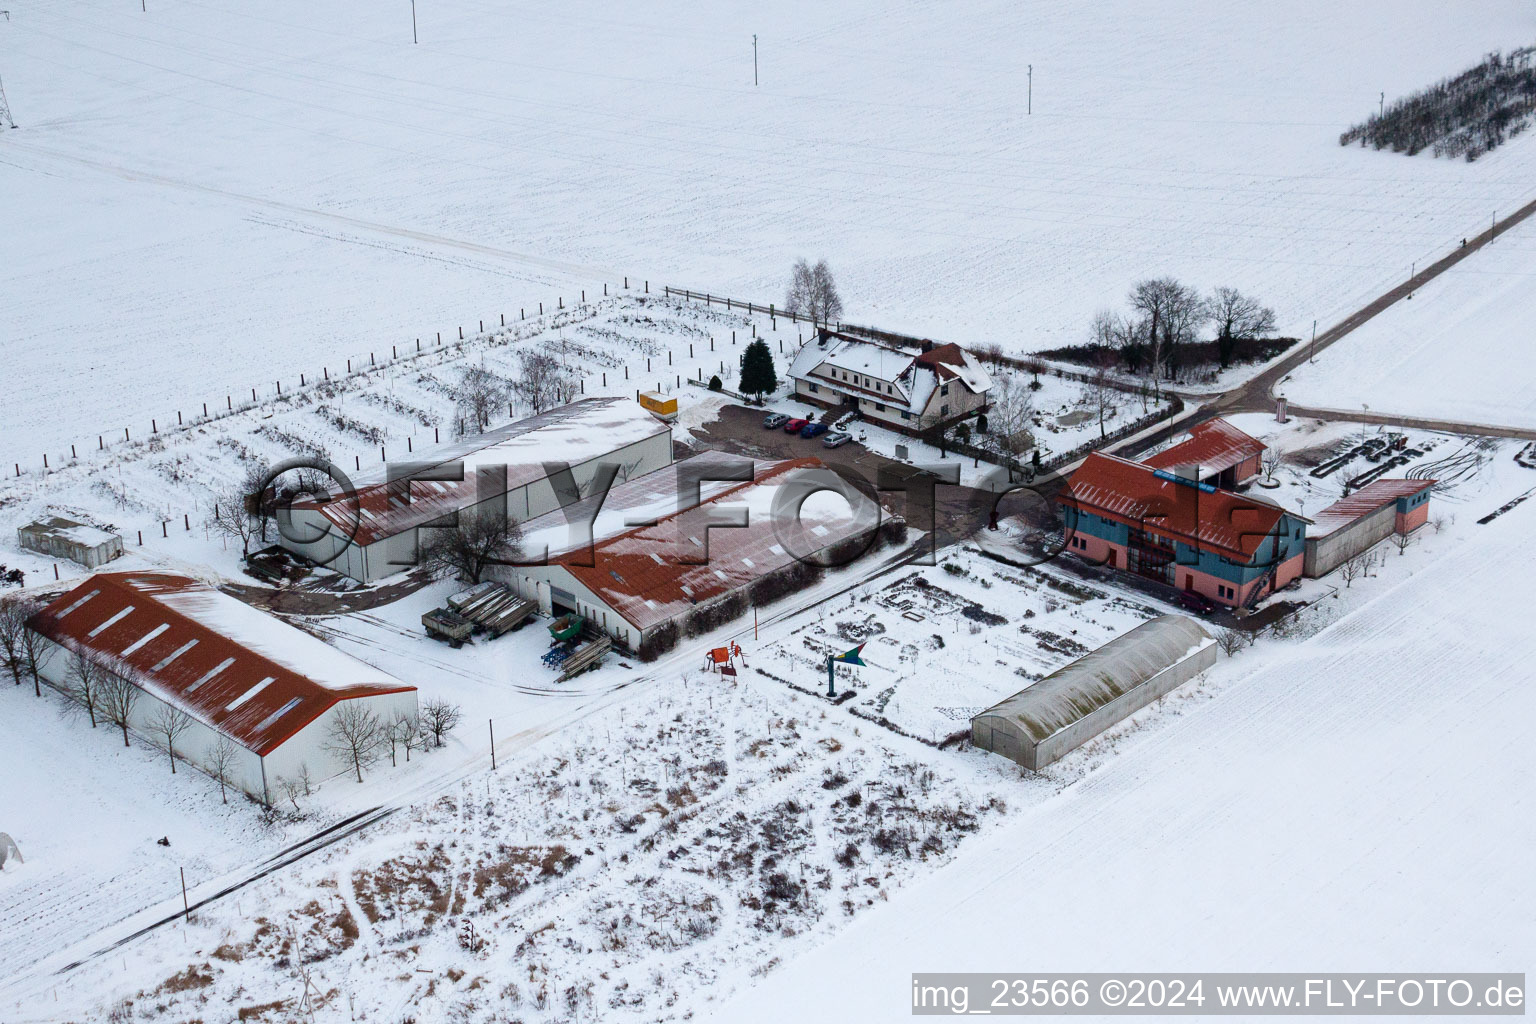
[1310,478,1436,537]
[1058,452,1297,560]
[28,572,413,756]
[558,457,881,632]
[1142,418,1266,477]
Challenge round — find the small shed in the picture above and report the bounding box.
[972,615,1216,770]
[17,516,123,568]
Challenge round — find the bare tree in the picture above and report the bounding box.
[513,350,569,416]
[325,702,384,783]
[784,259,843,325]
[1215,627,1245,658]
[1209,287,1277,369]
[1085,347,1119,439]
[421,510,524,584]
[0,596,26,687]
[986,373,1037,480]
[17,605,51,698]
[1339,551,1370,588]
[148,704,194,773]
[390,709,420,764]
[98,667,141,747]
[277,775,304,812]
[296,762,314,796]
[456,366,509,435]
[209,487,259,555]
[1392,531,1414,556]
[420,698,462,748]
[207,735,240,804]
[241,459,278,544]
[63,650,106,727]
[1261,448,1282,483]
[1129,277,1206,390]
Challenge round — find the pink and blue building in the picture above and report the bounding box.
[1058,419,1436,608]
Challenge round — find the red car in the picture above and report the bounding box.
[783,418,809,433]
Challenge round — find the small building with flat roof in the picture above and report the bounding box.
[972,615,1215,770]
[17,516,123,569]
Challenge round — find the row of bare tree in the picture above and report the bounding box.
[1090,279,1277,387]
[3,594,464,807]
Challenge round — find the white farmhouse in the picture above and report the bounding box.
[788,330,992,433]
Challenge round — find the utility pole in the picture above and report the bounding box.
[1378,91,1384,119]
[1028,64,1033,115]
[0,73,15,130]
[411,0,417,43]
[753,34,758,86]
[1491,210,1497,241]
[1310,319,1317,362]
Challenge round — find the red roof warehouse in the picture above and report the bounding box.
[27,572,417,800]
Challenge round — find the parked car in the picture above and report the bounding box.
[800,422,830,439]
[762,413,789,429]
[1178,590,1217,615]
[822,430,853,448]
[783,418,809,433]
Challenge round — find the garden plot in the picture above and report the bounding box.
[0,295,789,588]
[748,549,1162,744]
[41,676,1013,1024]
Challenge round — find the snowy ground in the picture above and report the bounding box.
[7,0,1536,469]
[1281,215,1536,429]
[0,295,785,589]
[752,552,1164,743]
[711,488,1536,1024]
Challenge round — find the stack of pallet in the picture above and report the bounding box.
[447,581,537,637]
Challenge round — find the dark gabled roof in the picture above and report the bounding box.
[28,572,413,756]
[1058,452,1302,560]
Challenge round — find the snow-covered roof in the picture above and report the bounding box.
[18,515,120,549]
[1309,478,1436,538]
[299,397,671,545]
[557,456,885,633]
[28,572,413,756]
[519,449,749,560]
[975,615,1213,743]
[788,332,991,415]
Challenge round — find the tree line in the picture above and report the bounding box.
[1340,48,1536,161]
[1038,278,1288,388]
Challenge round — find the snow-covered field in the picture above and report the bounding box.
[1282,215,1536,429]
[6,0,1536,469]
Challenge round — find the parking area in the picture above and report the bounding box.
[687,402,1019,548]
